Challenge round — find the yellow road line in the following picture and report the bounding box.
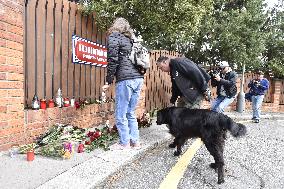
[159,138,203,189]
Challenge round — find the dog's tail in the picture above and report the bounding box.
[227,120,247,137]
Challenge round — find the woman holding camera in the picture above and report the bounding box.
[248,71,269,123]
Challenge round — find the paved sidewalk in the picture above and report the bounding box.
[225,111,284,121]
[0,111,284,189]
[0,120,172,189]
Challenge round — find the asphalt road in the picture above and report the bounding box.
[97,119,284,189]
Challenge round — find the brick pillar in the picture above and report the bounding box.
[0,0,25,150]
[271,79,281,107]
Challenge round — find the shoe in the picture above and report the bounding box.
[254,119,260,123]
[130,142,142,150]
[110,143,131,150]
[251,117,257,120]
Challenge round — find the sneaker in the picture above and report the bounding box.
[254,119,260,123]
[110,143,131,150]
[252,117,257,120]
[131,142,142,150]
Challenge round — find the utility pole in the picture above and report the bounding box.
[236,63,246,113]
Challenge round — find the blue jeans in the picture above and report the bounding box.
[252,95,264,120]
[115,78,144,145]
[211,96,235,113]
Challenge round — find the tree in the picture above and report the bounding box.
[79,0,213,50]
[263,3,284,78]
[80,0,282,77]
[186,0,268,71]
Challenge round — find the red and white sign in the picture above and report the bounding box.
[72,35,107,67]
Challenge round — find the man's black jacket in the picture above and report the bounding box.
[169,58,210,104]
[211,71,237,98]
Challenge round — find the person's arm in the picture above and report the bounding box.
[211,78,218,87]
[248,80,253,88]
[170,78,180,105]
[219,72,237,87]
[259,79,269,90]
[105,32,120,85]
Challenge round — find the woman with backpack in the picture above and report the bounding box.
[102,18,144,150]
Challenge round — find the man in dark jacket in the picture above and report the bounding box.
[211,61,237,113]
[156,56,211,109]
[247,71,269,123]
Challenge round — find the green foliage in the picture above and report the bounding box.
[263,4,284,78]
[19,143,37,153]
[80,0,284,77]
[85,127,119,152]
[36,142,65,158]
[187,0,268,71]
[79,0,213,50]
[268,59,284,78]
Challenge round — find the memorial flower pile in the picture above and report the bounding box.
[17,110,154,159]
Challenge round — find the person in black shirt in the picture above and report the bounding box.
[156,56,211,109]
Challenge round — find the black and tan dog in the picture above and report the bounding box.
[156,107,247,184]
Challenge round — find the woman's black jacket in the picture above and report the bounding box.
[106,32,144,84]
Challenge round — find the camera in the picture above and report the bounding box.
[208,69,220,79]
[253,79,260,86]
